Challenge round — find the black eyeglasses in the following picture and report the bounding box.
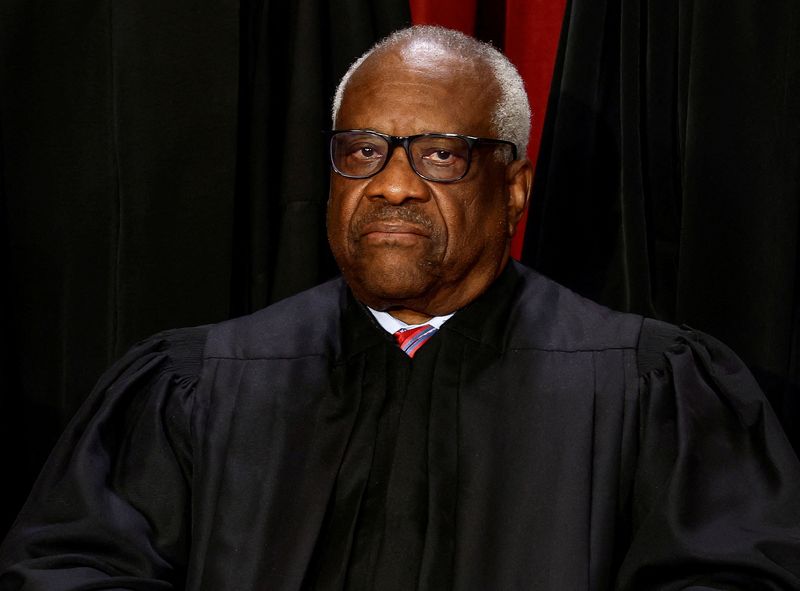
[329,129,517,183]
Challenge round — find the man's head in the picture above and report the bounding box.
[326,26,533,323]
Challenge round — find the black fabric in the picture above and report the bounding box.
[2,262,799,589]
[522,0,800,450]
[636,318,683,375]
[0,0,410,535]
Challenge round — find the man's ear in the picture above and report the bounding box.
[505,158,533,237]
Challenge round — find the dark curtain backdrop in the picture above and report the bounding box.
[2,0,798,541]
[522,0,800,449]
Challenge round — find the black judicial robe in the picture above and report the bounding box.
[2,262,800,590]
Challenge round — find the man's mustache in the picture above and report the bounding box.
[351,204,436,236]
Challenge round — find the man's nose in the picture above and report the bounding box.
[364,146,431,205]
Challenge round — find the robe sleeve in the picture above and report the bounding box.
[0,327,208,590]
[616,319,800,590]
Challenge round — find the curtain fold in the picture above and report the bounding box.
[232,0,409,313]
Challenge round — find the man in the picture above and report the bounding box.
[2,25,799,590]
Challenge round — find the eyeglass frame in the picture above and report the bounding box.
[327,129,518,184]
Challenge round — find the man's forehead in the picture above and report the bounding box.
[334,40,499,137]
[338,75,495,137]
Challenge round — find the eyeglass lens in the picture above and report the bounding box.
[331,132,471,181]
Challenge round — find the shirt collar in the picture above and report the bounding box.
[367,307,455,335]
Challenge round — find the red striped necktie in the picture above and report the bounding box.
[394,324,438,358]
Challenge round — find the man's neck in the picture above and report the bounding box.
[385,309,433,325]
[347,256,513,326]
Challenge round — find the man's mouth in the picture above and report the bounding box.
[360,220,430,238]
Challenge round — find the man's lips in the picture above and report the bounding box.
[359,220,431,239]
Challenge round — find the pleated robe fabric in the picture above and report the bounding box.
[1,262,799,590]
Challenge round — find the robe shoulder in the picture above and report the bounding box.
[505,261,645,352]
[0,325,210,585]
[618,323,800,588]
[0,277,349,584]
[508,267,800,588]
[205,276,347,360]
[506,264,772,390]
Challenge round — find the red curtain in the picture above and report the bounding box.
[409,0,566,260]
[409,0,478,33]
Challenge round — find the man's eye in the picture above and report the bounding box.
[349,144,382,160]
[421,148,459,166]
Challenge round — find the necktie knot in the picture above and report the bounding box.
[394,324,437,358]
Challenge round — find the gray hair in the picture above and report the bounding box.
[331,25,531,157]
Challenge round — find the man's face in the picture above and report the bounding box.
[327,47,529,319]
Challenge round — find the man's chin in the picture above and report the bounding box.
[352,274,432,304]
[333,242,444,304]
[346,262,438,307]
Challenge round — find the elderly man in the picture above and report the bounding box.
[2,25,799,591]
